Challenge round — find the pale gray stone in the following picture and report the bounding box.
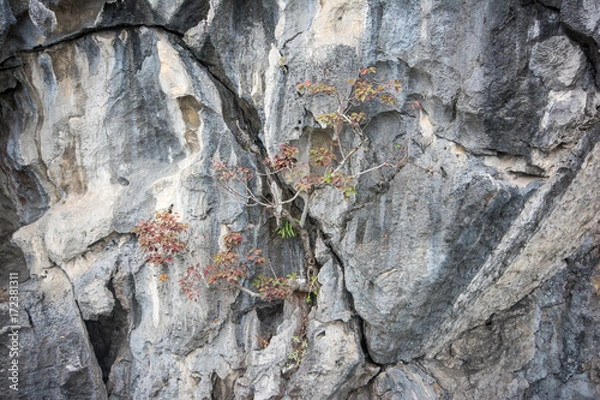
[0,1,599,399]
[28,0,56,35]
[529,36,586,89]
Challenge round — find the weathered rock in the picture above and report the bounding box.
[286,318,379,399]
[28,0,57,36]
[529,35,586,89]
[0,0,16,46]
[0,269,107,400]
[369,363,445,400]
[0,0,599,399]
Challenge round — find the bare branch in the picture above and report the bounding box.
[233,283,262,298]
[299,193,310,228]
[218,180,274,209]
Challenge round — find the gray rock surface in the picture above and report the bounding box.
[0,0,599,399]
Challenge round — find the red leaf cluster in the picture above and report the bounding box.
[132,210,188,265]
[179,265,205,301]
[179,231,291,303]
[203,259,247,285]
[265,144,299,171]
[214,161,254,183]
[251,274,292,301]
[203,231,247,285]
[296,80,337,96]
[309,147,336,167]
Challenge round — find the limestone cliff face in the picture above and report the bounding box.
[0,1,599,399]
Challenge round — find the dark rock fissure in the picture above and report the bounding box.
[183,37,266,158]
[84,290,128,384]
[325,241,379,367]
[1,23,185,66]
[180,21,329,283]
[0,187,28,286]
[534,0,561,13]
[256,302,285,341]
[561,23,600,88]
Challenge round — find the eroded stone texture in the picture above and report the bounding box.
[0,0,599,399]
[0,269,107,399]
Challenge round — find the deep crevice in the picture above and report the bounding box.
[256,302,285,342]
[211,370,237,400]
[1,22,186,66]
[533,0,561,13]
[325,240,381,367]
[560,23,600,89]
[84,282,129,384]
[185,37,267,160]
[181,29,327,281]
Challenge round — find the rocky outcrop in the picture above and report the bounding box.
[0,0,599,399]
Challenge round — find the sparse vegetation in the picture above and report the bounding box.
[134,67,405,304]
[179,231,294,301]
[210,66,405,292]
[132,209,188,265]
[288,335,308,367]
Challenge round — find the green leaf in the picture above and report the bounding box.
[277,220,297,239]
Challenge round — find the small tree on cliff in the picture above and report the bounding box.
[133,67,406,301]
[179,67,406,300]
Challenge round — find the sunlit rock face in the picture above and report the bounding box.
[0,1,599,399]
